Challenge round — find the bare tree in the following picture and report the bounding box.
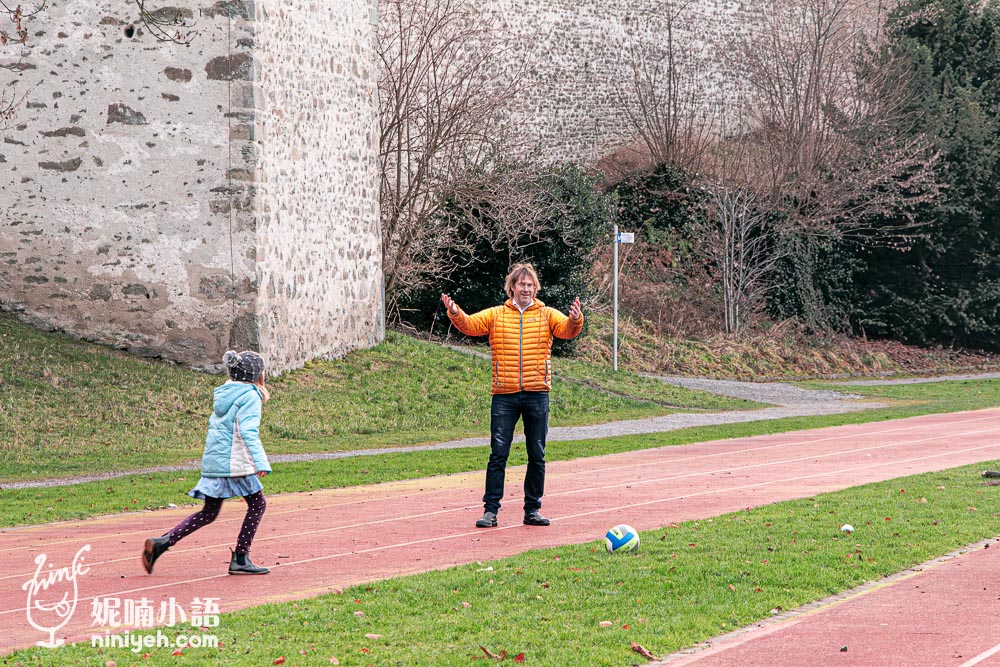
[0,1,43,132]
[378,0,538,319]
[133,0,197,45]
[683,130,789,335]
[613,1,718,172]
[609,0,938,335]
[702,184,782,334]
[671,0,942,334]
[729,0,940,244]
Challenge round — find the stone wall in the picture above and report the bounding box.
[0,0,383,373]
[480,0,758,164]
[1,0,876,372]
[253,0,384,372]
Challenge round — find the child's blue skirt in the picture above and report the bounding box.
[188,475,264,500]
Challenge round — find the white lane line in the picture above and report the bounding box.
[957,641,1000,667]
[550,411,1000,480]
[2,421,999,583]
[4,410,998,559]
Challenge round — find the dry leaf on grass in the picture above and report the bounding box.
[631,642,657,659]
[480,646,508,660]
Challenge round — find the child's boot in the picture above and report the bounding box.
[142,535,171,574]
[229,549,270,575]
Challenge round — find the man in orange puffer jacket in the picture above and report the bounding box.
[442,262,583,528]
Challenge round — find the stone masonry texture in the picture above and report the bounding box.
[1,0,383,373]
[479,0,759,163]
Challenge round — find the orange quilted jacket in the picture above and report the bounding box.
[448,298,583,394]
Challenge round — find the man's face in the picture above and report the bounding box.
[513,276,537,307]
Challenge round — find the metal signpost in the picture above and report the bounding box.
[613,225,634,371]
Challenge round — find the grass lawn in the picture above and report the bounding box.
[6,461,999,666]
[1,376,998,528]
[0,317,753,482]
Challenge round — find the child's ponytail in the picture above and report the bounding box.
[223,350,241,369]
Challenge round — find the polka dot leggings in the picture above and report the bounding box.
[167,492,267,555]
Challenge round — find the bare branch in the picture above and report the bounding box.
[612,1,718,172]
[0,1,44,133]
[133,0,197,45]
[0,1,42,47]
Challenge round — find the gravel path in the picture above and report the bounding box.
[647,375,869,405]
[831,371,1000,386]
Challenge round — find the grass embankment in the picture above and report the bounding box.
[575,311,1000,379]
[6,463,999,666]
[0,314,751,483]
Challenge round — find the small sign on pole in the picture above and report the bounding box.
[613,228,634,372]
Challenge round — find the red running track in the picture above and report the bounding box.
[657,537,1000,667]
[2,408,1000,656]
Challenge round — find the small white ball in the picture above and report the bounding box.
[840,524,854,534]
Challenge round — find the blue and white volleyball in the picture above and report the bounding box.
[605,524,640,554]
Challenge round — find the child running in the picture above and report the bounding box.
[142,350,273,575]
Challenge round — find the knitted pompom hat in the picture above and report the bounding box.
[222,350,265,383]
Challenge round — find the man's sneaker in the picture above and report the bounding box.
[141,535,170,574]
[228,549,270,575]
[476,511,498,528]
[523,511,550,526]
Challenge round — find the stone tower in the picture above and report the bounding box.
[1,0,384,373]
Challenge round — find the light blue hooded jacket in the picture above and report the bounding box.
[201,381,272,478]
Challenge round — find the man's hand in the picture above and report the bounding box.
[441,293,458,315]
[569,297,582,321]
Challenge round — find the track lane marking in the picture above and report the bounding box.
[957,642,1000,667]
[1,421,998,584]
[3,410,997,559]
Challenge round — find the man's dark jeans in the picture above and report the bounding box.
[484,391,550,514]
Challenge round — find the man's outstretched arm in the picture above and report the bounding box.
[442,293,493,336]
